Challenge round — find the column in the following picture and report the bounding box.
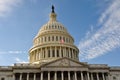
[13,73,15,80]
[48,72,50,80]
[20,73,22,80]
[41,72,43,80]
[50,47,52,57]
[60,46,61,57]
[55,47,57,57]
[37,49,39,60]
[105,73,109,80]
[102,73,105,80]
[97,73,99,80]
[81,72,83,80]
[41,48,43,59]
[91,73,93,80]
[72,49,74,59]
[61,71,64,80]
[75,71,77,80]
[34,51,35,61]
[54,71,57,80]
[87,72,90,80]
[35,51,37,60]
[27,73,29,80]
[39,50,40,60]
[45,47,48,58]
[62,47,64,57]
[68,71,70,80]
[69,48,71,58]
[34,73,36,80]
[64,48,66,57]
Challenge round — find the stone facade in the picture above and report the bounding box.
[0,6,120,80]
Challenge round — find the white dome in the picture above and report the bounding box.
[29,6,79,64]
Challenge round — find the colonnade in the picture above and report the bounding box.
[30,46,78,63]
[34,34,73,46]
[14,71,109,80]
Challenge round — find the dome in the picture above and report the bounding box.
[37,21,68,36]
[36,9,68,37]
[29,6,79,64]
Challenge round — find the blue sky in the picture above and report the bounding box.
[0,0,120,66]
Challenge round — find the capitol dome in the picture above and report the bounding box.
[29,6,79,64]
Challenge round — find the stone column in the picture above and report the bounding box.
[87,72,90,80]
[50,47,52,57]
[59,47,61,57]
[68,71,71,80]
[19,73,22,80]
[34,73,36,80]
[39,51,40,60]
[102,73,105,80]
[13,73,15,80]
[97,73,99,80]
[41,72,43,80]
[108,73,111,80]
[72,49,74,59]
[41,48,43,59]
[105,73,109,80]
[48,72,50,80]
[54,71,57,80]
[81,72,83,80]
[45,47,47,58]
[64,48,66,57]
[55,47,57,57]
[69,48,71,58]
[61,71,64,80]
[37,49,38,60]
[27,73,29,80]
[91,73,93,80]
[75,71,77,80]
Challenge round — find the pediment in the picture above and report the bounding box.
[41,57,88,67]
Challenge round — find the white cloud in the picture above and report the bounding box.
[0,0,22,17]
[15,57,28,63]
[0,50,26,54]
[79,0,120,60]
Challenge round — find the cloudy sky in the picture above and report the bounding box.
[0,0,120,66]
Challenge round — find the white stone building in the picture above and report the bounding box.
[0,6,120,80]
